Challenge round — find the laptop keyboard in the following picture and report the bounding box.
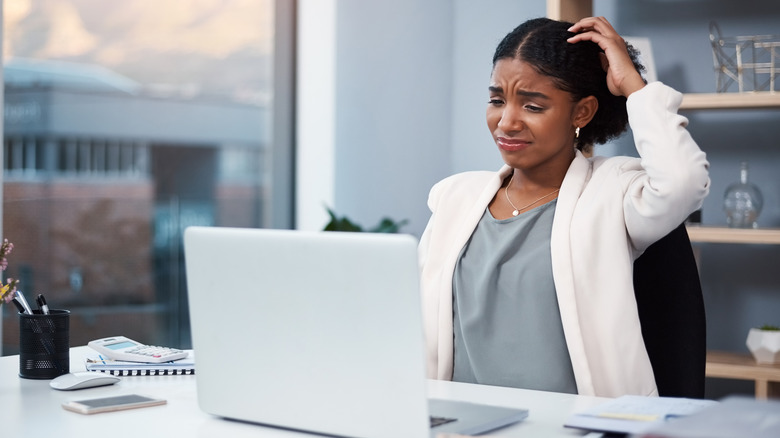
[430,416,457,428]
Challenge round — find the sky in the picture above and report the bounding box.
[3,0,274,104]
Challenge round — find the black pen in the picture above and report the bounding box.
[36,294,50,315]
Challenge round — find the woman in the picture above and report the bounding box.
[418,16,710,398]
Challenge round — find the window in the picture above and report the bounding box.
[1,0,294,353]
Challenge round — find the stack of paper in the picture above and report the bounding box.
[638,396,780,438]
[84,350,196,376]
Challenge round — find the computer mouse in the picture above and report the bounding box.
[50,372,121,391]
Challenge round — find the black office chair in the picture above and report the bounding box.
[633,222,706,398]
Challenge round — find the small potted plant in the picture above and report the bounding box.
[746,324,780,364]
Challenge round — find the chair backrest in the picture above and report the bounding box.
[633,222,706,398]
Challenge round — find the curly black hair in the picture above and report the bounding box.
[492,17,645,150]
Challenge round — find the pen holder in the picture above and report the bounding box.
[19,309,70,379]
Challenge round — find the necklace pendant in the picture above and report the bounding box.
[512,210,519,216]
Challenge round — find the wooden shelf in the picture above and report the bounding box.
[686,226,780,245]
[706,350,780,399]
[680,92,780,110]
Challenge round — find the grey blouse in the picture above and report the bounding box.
[452,199,577,393]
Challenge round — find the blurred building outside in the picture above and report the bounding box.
[2,58,269,353]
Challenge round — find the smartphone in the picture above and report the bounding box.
[62,394,166,414]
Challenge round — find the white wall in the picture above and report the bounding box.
[297,0,455,235]
[331,0,453,237]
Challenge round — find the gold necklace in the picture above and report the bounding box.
[504,174,560,216]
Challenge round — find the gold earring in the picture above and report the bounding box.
[575,127,580,138]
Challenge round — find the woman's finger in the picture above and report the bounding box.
[568,16,615,36]
[567,16,621,45]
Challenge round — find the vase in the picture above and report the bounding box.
[746,328,780,364]
[723,161,763,228]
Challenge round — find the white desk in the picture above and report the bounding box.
[1,346,607,437]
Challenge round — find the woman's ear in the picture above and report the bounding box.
[573,95,598,129]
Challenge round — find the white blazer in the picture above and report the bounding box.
[418,82,710,398]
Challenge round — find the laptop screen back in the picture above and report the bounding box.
[184,227,431,438]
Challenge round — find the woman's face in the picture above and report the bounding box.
[487,58,580,171]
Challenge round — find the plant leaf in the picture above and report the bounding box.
[323,207,363,232]
[369,218,409,233]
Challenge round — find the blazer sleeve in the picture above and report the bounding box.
[621,82,710,246]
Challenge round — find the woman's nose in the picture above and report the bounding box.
[497,106,524,133]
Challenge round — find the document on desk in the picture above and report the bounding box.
[563,395,717,435]
[84,350,196,376]
[637,396,780,438]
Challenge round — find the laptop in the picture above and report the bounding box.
[184,227,528,438]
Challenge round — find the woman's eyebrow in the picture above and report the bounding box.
[488,86,550,100]
[516,89,550,99]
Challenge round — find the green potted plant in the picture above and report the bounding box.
[323,207,408,234]
[746,324,780,364]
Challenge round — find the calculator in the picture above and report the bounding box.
[88,336,188,363]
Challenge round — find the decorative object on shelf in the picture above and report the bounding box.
[709,21,780,93]
[746,325,780,364]
[723,161,763,229]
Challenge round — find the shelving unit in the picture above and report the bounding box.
[683,90,780,246]
[688,224,780,398]
[550,0,780,399]
[677,90,780,396]
[683,91,780,245]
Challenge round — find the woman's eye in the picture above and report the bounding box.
[487,98,504,106]
[524,104,543,112]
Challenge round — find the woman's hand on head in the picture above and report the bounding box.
[567,16,646,98]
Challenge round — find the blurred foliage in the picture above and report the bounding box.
[323,207,408,233]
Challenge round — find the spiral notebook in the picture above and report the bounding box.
[84,350,195,376]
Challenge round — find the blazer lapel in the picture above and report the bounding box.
[550,150,597,395]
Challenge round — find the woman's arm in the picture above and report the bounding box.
[621,83,710,246]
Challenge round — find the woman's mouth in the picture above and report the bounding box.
[497,137,530,152]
